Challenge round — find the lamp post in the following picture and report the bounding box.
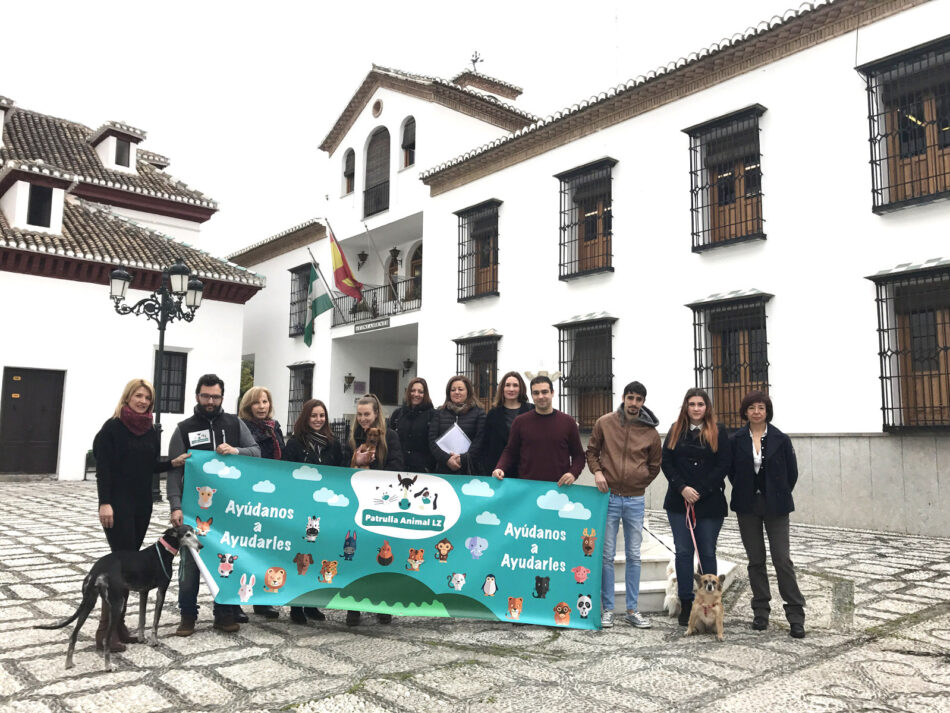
[109,258,204,501]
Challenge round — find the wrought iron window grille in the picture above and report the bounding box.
[287,363,314,429]
[555,158,617,280]
[330,417,351,444]
[456,199,502,302]
[454,335,501,411]
[288,264,310,337]
[555,318,615,431]
[688,295,771,429]
[859,37,950,213]
[154,350,187,414]
[364,128,390,217]
[343,149,355,195]
[868,266,950,430]
[402,117,416,168]
[684,105,766,252]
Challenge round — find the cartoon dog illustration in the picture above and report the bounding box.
[465,536,488,559]
[406,548,425,571]
[318,560,338,584]
[196,486,216,509]
[262,567,287,593]
[554,602,571,626]
[577,594,592,619]
[217,554,238,577]
[581,528,597,557]
[412,487,438,512]
[195,515,212,536]
[304,516,320,542]
[377,540,393,566]
[532,575,550,599]
[238,573,255,602]
[482,574,498,597]
[434,538,454,563]
[506,597,523,620]
[447,573,466,591]
[571,565,591,584]
[340,530,357,560]
[293,552,314,575]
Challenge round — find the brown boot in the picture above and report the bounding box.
[117,591,138,644]
[175,616,196,637]
[95,606,126,652]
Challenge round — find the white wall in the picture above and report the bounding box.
[0,271,245,480]
[110,205,205,246]
[0,180,65,234]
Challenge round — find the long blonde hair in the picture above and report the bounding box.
[349,394,388,464]
[113,378,155,418]
[665,388,720,453]
[238,386,275,420]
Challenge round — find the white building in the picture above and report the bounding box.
[0,98,263,480]
[233,0,949,536]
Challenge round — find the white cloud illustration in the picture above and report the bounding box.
[558,501,592,521]
[461,479,495,498]
[313,487,350,507]
[475,511,500,526]
[201,459,241,479]
[536,490,570,511]
[292,466,323,481]
[252,480,275,494]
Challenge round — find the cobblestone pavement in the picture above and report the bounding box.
[1,481,949,713]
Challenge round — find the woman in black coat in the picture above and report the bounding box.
[481,371,533,477]
[387,377,435,473]
[661,388,729,626]
[428,375,486,476]
[282,398,342,625]
[728,390,806,639]
[95,378,190,651]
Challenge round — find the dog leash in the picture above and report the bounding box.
[685,500,703,575]
[154,541,176,581]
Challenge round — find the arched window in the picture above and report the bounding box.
[343,149,355,195]
[402,117,416,168]
[364,128,390,217]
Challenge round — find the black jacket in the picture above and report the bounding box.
[94,418,171,508]
[482,403,534,476]
[242,418,286,461]
[728,424,798,516]
[283,434,343,466]
[428,405,486,475]
[661,424,729,518]
[388,403,436,473]
[342,427,404,471]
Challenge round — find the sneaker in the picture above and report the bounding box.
[625,611,651,628]
[790,623,806,639]
[213,615,240,633]
[175,616,196,637]
[601,610,614,628]
[345,610,361,627]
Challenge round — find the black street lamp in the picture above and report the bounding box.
[109,258,204,501]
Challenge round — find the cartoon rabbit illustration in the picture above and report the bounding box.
[238,573,255,603]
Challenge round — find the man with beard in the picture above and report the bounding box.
[167,374,260,636]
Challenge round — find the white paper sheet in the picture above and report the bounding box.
[435,423,471,455]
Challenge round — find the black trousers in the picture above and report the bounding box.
[103,501,152,553]
[736,512,806,625]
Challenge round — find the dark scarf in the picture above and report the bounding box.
[119,405,154,436]
[253,418,283,460]
[302,430,329,454]
[445,401,473,416]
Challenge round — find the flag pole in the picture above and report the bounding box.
[306,245,346,321]
[361,221,405,312]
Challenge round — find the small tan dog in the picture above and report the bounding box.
[351,427,380,468]
[685,573,725,641]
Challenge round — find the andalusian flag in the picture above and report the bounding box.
[303,265,333,347]
[329,228,363,301]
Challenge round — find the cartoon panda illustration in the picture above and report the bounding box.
[482,574,498,597]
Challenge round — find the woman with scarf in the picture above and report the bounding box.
[428,375,486,476]
[283,398,342,624]
[239,386,287,621]
[481,371,533,476]
[387,377,436,473]
[94,378,190,653]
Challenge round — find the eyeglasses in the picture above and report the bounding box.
[198,394,223,402]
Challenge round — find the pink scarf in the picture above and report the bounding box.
[120,405,154,436]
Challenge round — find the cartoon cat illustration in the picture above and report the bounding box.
[482,574,497,597]
[465,536,488,559]
[377,540,393,566]
[506,597,523,620]
[447,572,466,591]
[340,530,357,560]
[554,602,571,626]
[374,482,399,506]
[532,575,550,599]
[304,516,320,542]
[318,560,338,584]
[195,515,213,536]
[434,538,454,562]
[406,548,425,571]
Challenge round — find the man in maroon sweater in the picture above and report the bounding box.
[491,376,585,486]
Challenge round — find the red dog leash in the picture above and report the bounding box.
[685,500,703,575]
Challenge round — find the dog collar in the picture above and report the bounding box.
[158,537,178,555]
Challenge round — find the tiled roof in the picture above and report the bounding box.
[449,70,523,99]
[866,257,950,282]
[0,195,263,287]
[0,107,216,209]
[228,218,324,261]
[453,327,502,341]
[88,120,147,146]
[450,70,523,94]
[318,65,537,155]
[0,96,13,110]
[553,312,618,327]
[137,149,170,169]
[686,288,773,308]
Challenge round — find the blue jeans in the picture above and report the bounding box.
[667,511,724,601]
[601,493,645,612]
[178,547,231,619]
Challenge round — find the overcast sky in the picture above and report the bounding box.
[5,0,801,257]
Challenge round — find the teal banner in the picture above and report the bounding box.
[183,451,607,629]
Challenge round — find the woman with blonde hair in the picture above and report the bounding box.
[94,378,190,652]
[661,387,729,627]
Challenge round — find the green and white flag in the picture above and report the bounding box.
[304,264,333,346]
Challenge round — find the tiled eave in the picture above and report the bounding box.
[228,219,326,268]
[421,0,927,196]
[70,181,216,223]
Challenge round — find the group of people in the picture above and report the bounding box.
[93,369,805,650]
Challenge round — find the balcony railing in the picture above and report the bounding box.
[363,181,390,217]
[332,275,422,327]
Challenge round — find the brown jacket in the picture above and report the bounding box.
[586,405,662,496]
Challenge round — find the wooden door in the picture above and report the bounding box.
[577,198,610,272]
[886,95,950,202]
[709,160,762,243]
[474,233,497,295]
[387,257,399,303]
[471,360,494,412]
[711,329,768,428]
[408,246,422,302]
[897,308,950,426]
[0,367,66,473]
